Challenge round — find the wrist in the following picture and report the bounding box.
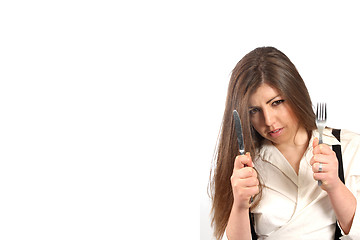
[325,178,344,195]
[233,199,251,212]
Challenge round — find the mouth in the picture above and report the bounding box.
[268,128,283,138]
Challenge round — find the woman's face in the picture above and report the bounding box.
[248,83,301,146]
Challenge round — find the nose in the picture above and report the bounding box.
[263,108,275,127]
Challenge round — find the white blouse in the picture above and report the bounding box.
[223,129,360,240]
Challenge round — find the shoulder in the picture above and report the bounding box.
[322,128,360,147]
[338,129,360,176]
[339,129,360,152]
[254,140,273,161]
[340,129,360,144]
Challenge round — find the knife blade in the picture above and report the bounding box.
[233,110,245,155]
[233,109,254,203]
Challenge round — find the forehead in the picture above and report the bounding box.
[248,83,281,105]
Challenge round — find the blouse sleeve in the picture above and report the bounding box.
[340,175,360,239]
[340,176,360,240]
[340,132,360,239]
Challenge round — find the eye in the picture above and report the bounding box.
[249,108,260,115]
[272,99,285,106]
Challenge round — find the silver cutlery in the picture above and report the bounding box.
[233,110,245,156]
[315,103,327,186]
[233,110,253,202]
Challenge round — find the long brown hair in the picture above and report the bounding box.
[209,47,317,240]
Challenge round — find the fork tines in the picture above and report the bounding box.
[316,103,327,121]
[316,102,327,145]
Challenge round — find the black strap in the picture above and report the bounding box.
[332,129,345,184]
[249,211,256,239]
[332,128,345,240]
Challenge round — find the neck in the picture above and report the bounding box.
[273,127,310,174]
[275,126,309,150]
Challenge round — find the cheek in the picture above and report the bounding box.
[283,105,299,124]
[250,116,263,132]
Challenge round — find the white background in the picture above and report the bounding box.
[199,1,360,240]
[1,1,360,240]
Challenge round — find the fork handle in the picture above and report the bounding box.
[318,137,323,186]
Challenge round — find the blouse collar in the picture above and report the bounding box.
[256,128,341,185]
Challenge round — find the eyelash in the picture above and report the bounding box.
[272,99,285,106]
[249,99,285,115]
[249,108,260,115]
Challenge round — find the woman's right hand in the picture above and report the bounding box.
[230,153,259,209]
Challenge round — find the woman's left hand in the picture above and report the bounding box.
[310,138,342,192]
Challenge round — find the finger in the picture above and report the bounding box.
[313,172,327,182]
[318,144,335,155]
[311,153,335,165]
[310,156,324,168]
[234,167,257,179]
[310,154,325,165]
[239,176,259,187]
[312,162,327,173]
[246,185,260,196]
[235,185,259,199]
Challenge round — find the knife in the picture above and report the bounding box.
[233,110,245,155]
[233,109,254,203]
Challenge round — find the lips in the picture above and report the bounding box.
[268,128,283,138]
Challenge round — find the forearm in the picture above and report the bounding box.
[327,182,357,234]
[225,205,252,240]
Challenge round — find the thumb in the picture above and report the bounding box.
[313,137,319,148]
[313,137,319,150]
[234,152,253,170]
[244,152,254,167]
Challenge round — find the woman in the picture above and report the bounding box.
[209,47,359,239]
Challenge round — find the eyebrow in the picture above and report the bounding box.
[249,94,281,109]
[266,94,281,104]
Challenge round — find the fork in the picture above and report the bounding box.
[316,103,327,186]
[316,103,327,144]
